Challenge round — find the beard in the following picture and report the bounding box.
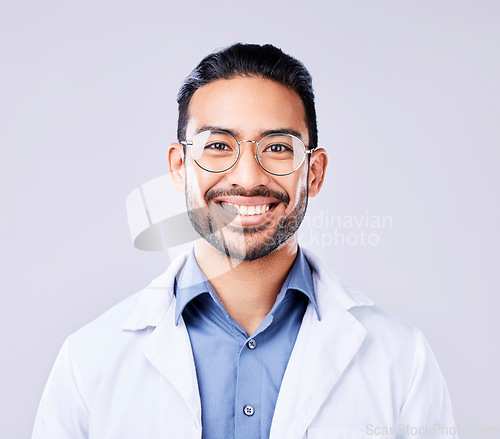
[185,181,309,262]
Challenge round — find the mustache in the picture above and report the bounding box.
[205,186,290,206]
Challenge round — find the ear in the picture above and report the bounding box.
[308,148,328,197]
[168,142,186,192]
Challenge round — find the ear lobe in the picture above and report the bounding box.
[168,142,186,192]
[308,148,328,197]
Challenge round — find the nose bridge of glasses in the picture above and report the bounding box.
[235,139,259,159]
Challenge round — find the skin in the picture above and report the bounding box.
[168,76,328,335]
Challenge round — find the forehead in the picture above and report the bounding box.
[186,76,308,142]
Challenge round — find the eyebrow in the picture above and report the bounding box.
[196,125,304,141]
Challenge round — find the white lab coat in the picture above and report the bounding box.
[33,249,456,439]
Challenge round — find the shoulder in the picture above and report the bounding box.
[304,250,443,400]
[303,247,421,349]
[67,250,189,350]
[353,303,421,357]
[69,291,142,345]
[63,292,145,374]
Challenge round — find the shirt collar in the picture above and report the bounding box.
[173,246,320,326]
[174,247,212,325]
[121,246,373,332]
[287,246,320,319]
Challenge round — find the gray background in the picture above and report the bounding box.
[1,1,499,438]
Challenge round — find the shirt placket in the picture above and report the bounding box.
[234,313,275,439]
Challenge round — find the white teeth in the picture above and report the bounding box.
[220,202,272,216]
[239,205,248,215]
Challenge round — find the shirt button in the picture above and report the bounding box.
[243,405,255,416]
[247,339,256,350]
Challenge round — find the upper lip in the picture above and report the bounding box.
[211,196,280,206]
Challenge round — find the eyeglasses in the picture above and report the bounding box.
[180,130,317,176]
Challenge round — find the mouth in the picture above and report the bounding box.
[209,196,281,226]
[218,201,278,216]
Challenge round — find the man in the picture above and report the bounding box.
[33,43,456,439]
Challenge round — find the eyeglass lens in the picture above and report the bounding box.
[190,130,306,175]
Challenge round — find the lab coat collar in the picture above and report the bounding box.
[121,251,189,331]
[121,247,373,331]
[301,247,374,309]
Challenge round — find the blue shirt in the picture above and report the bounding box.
[174,246,319,439]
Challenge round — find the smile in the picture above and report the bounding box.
[219,202,274,216]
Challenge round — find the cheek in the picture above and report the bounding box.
[288,172,308,205]
[185,166,219,203]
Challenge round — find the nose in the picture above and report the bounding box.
[225,141,270,190]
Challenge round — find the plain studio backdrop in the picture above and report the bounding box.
[1,1,499,438]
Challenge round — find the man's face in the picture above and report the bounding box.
[179,76,314,261]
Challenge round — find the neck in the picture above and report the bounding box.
[193,238,299,335]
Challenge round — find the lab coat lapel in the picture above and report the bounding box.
[122,251,202,429]
[269,264,369,439]
[143,300,201,428]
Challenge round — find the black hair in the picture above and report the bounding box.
[176,43,318,150]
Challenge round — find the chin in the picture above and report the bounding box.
[202,224,294,262]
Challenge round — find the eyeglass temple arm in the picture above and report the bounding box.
[305,147,319,154]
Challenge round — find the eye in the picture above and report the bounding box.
[205,142,232,151]
[263,143,293,153]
